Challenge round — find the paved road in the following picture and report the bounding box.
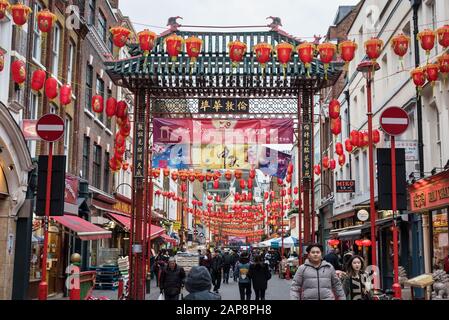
[92,272,293,301]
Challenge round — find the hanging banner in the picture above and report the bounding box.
[153,118,293,171]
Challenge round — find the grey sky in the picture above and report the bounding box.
[119,0,360,40]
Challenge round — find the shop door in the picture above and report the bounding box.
[47,231,61,296]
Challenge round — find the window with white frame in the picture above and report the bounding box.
[362,151,368,193]
[86,64,93,111]
[32,2,43,63]
[64,116,72,171]
[28,93,39,158]
[52,24,61,76]
[67,42,75,85]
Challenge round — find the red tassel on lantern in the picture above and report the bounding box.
[297,42,315,77]
[31,69,46,92]
[329,99,341,119]
[37,9,56,33]
[45,78,58,100]
[10,2,31,26]
[106,98,117,117]
[59,84,72,106]
[110,26,132,48]
[11,59,26,85]
[92,95,104,113]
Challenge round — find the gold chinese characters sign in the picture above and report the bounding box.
[302,99,313,179]
[198,98,249,114]
[409,170,449,212]
[134,122,146,178]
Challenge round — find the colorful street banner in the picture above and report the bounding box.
[153,118,293,171]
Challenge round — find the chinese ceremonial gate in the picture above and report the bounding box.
[106,23,341,300]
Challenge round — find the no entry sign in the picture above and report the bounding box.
[36,114,65,142]
[380,107,409,136]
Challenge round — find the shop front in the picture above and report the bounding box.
[409,170,449,275]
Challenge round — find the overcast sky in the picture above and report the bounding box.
[119,0,360,40]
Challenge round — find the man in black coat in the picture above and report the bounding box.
[222,251,233,284]
[324,248,342,271]
[210,249,224,293]
[160,257,186,300]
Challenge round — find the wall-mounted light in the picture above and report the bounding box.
[8,165,14,171]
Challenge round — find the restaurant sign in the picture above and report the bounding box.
[409,170,449,212]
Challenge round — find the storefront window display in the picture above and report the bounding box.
[431,208,449,271]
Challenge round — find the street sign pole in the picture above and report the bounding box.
[38,142,53,301]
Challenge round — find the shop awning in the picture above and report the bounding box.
[338,229,362,240]
[159,233,178,245]
[52,215,112,241]
[105,212,165,239]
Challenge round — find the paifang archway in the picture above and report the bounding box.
[106,25,342,300]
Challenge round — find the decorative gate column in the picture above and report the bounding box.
[302,90,313,244]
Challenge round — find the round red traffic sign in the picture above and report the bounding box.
[380,107,409,136]
[36,114,65,142]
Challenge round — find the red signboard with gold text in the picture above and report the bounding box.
[409,170,449,212]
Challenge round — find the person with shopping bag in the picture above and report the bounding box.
[159,257,186,300]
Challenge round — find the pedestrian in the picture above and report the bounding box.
[234,252,252,300]
[231,250,239,281]
[183,266,221,300]
[210,249,224,293]
[341,255,372,300]
[290,243,346,300]
[248,255,271,300]
[222,250,233,284]
[342,250,354,272]
[200,249,212,272]
[324,248,341,271]
[160,257,186,300]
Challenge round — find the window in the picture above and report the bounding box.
[93,144,102,189]
[64,117,72,172]
[28,94,39,158]
[96,76,105,123]
[86,64,93,111]
[106,88,112,129]
[52,24,61,76]
[32,2,43,62]
[88,0,96,26]
[50,103,57,114]
[108,35,114,54]
[436,109,442,168]
[67,42,75,85]
[82,136,90,180]
[355,155,360,195]
[104,152,110,193]
[362,151,368,193]
[431,208,448,272]
[98,11,107,43]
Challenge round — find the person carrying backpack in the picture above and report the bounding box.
[234,252,252,300]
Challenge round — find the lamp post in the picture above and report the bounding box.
[357,60,380,270]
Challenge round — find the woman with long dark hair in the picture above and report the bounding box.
[341,255,372,300]
[248,255,271,300]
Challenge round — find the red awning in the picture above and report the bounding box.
[52,215,112,241]
[106,213,164,239]
[159,233,178,245]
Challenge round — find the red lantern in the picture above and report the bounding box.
[286,174,292,183]
[297,42,315,77]
[37,9,56,33]
[249,168,256,179]
[197,174,205,183]
[234,170,242,179]
[185,36,203,65]
[287,163,294,175]
[418,29,436,61]
[31,69,46,92]
[254,43,272,71]
[362,239,372,247]
[10,2,31,26]
[115,132,125,147]
[314,165,321,176]
[335,142,344,156]
[59,84,72,106]
[138,29,157,56]
[120,119,131,137]
[317,42,336,79]
[355,239,363,250]
[358,131,365,147]
[364,38,383,62]
[277,178,283,186]
[328,99,341,119]
[189,173,196,183]
[322,156,330,169]
[247,179,253,189]
[350,130,359,147]
[171,171,178,181]
[215,195,221,202]
[122,162,129,171]
[264,191,269,200]
[281,189,286,197]
[372,129,381,144]
[410,67,426,92]
[116,101,128,119]
[239,179,246,189]
[0,0,9,20]
[338,154,346,166]
[329,159,336,170]
[0,50,4,72]
[45,77,58,100]
[338,40,357,69]
[163,168,170,177]
[11,59,26,85]
[276,42,294,76]
[424,63,439,86]
[207,195,213,201]
[92,95,104,113]
[213,180,219,189]
[294,199,300,206]
[344,139,353,153]
[437,25,449,49]
[391,33,410,67]
[114,144,126,158]
[224,170,232,181]
[362,131,369,147]
[438,54,449,78]
[331,117,342,135]
[105,98,117,117]
[110,26,132,48]
[165,34,184,62]
[181,183,187,193]
[234,193,240,202]
[228,41,247,68]
[247,192,253,201]
[109,157,121,172]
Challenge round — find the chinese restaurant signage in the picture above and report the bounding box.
[113,200,132,215]
[199,98,249,114]
[336,180,356,193]
[409,170,449,212]
[302,100,312,179]
[134,122,146,178]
